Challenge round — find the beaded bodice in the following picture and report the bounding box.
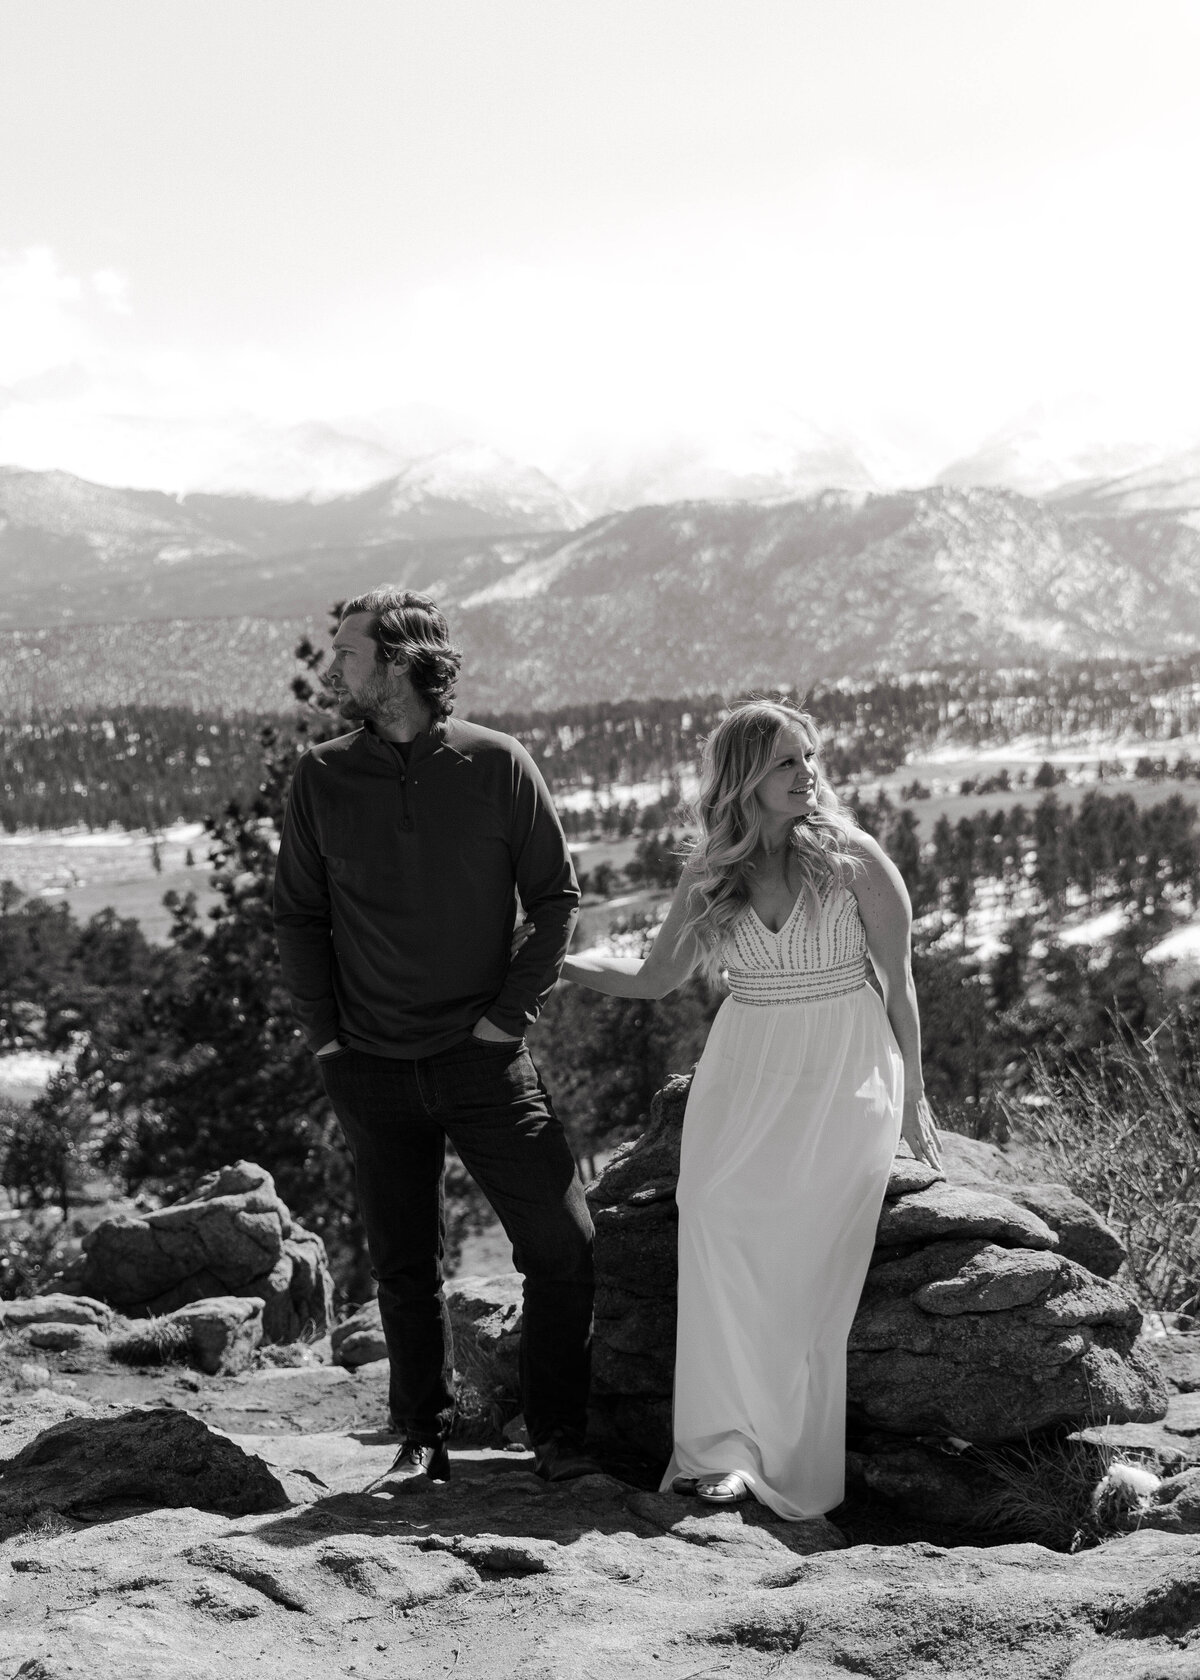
[723,871,869,1006]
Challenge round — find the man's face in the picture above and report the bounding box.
[324,613,399,721]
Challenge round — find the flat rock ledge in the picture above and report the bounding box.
[3,1398,1200,1680]
[2,1292,268,1378]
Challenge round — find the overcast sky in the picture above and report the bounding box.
[2,0,1199,491]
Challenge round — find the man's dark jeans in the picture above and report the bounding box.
[319,1035,594,1449]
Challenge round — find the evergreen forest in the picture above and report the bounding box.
[4,651,1200,833]
[2,638,1200,1319]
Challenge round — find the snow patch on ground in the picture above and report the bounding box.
[555,775,699,814]
[1057,907,1130,946]
[915,733,1200,770]
[0,820,206,850]
[1145,922,1200,967]
[0,1050,64,1098]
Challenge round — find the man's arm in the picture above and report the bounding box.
[272,758,341,1053]
[481,746,580,1039]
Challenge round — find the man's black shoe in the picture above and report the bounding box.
[533,1436,603,1483]
[371,1438,451,1487]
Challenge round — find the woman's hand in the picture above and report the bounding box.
[511,919,533,959]
[901,1093,943,1171]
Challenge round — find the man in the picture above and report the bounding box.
[273,586,596,1483]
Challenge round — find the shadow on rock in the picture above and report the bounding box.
[0,1406,292,1537]
[244,1453,846,1576]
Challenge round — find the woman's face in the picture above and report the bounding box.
[752,722,820,823]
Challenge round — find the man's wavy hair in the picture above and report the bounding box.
[679,700,863,982]
[340,587,463,720]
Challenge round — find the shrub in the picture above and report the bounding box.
[0,1218,66,1300]
[1001,1014,1200,1317]
[972,1431,1147,1552]
[108,1317,194,1366]
[0,1079,93,1218]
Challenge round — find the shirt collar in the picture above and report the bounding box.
[361,716,469,762]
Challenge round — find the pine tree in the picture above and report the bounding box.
[72,615,375,1294]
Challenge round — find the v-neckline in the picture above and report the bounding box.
[746,892,803,939]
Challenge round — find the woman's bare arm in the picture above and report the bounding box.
[847,831,942,1169]
[560,869,700,999]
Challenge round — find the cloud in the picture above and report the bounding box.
[91,268,132,315]
[3,145,1200,503]
[0,247,88,384]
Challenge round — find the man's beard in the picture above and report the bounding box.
[331,671,400,725]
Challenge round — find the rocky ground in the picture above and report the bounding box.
[4,1343,1200,1679]
[4,1134,1200,1677]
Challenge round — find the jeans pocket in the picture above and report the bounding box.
[448,1042,540,1110]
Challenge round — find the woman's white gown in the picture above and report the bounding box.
[661,872,903,1519]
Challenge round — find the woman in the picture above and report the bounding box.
[560,701,941,1519]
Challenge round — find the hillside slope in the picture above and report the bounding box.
[0,463,571,626]
[3,472,1200,706]
[444,488,1200,703]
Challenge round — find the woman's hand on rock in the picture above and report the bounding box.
[902,1094,943,1171]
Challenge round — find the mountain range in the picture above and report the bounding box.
[3,455,1200,709]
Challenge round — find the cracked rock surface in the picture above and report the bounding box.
[3,1395,1200,1680]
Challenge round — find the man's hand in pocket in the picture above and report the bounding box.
[471,1017,522,1043]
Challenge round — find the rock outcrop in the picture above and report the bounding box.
[0,1295,114,1335]
[585,1073,1167,1483]
[586,1077,688,1463]
[61,1161,334,1342]
[331,1299,389,1368]
[4,1383,1200,1680]
[847,1236,1163,1441]
[0,1404,291,1537]
[1141,1465,1200,1533]
[108,1295,265,1376]
[331,1274,523,1437]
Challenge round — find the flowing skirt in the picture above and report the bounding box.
[661,985,903,1519]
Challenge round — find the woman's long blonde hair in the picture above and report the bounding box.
[679,701,862,981]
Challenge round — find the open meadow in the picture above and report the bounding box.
[6,732,1200,953]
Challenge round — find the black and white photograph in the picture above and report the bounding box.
[2,2,1200,1673]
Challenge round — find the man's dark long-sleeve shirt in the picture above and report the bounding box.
[273,716,579,1058]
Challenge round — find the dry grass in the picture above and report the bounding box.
[971,1433,1141,1552]
[108,1316,194,1366]
[1002,1017,1200,1318]
[449,1333,520,1445]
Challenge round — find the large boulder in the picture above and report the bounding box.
[847,1237,1164,1439]
[331,1299,389,1368]
[331,1274,523,1440]
[585,1072,1166,1471]
[444,1273,523,1439]
[0,1293,114,1355]
[587,1075,690,1461]
[0,1406,291,1537]
[60,1161,334,1342]
[947,1176,1127,1277]
[108,1295,265,1376]
[0,1294,114,1334]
